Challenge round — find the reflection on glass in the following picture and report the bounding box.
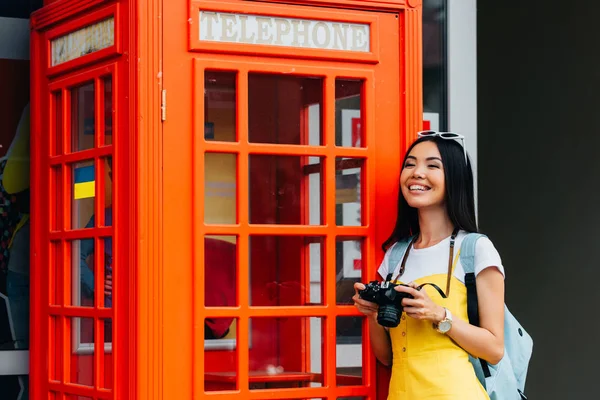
[54,91,63,155]
[336,238,362,305]
[51,166,62,231]
[104,157,113,227]
[74,237,112,309]
[71,82,95,152]
[50,317,60,381]
[249,155,323,225]
[73,239,94,307]
[50,241,59,306]
[71,160,95,229]
[0,375,29,400]
[205,71,236,142]
[250,236,322,306]
[69,317,95,387]
[204,153,237,224]
[204,318,238,391]
[336,79,363,147]
[249,317,323,389]
[104,76,113,145]
[336,158,363,226]
[336,316,363,386]
[423,0,447,129]
[204,236,237,311]
[249,74,323,145]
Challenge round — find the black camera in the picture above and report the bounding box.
[358,280,414,327]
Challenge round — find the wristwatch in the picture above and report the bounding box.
[434,308,453,334]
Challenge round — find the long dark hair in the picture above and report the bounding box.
[382,136,478,251]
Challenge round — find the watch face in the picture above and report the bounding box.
[439,320,452,333]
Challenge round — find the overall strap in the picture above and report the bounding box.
[460,233,492,378]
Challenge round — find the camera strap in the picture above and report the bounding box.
[390,228,460,297]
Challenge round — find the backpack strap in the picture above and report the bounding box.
[386,238,413,282]
[460,233,492,378]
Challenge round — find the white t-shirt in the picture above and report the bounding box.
[377,231,505,284]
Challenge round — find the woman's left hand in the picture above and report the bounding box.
[395,282,445,323]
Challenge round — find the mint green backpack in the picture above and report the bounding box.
[461,233,533,400]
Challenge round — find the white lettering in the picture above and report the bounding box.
[352,25,369,52]
[200,11,219,41]
[312,21,331,49]
[239,15,256,43]
[332,23,349,50]
[256,17,273,44]
[274,18,291,45]
[221,13,238,42]
[198,11,370,53]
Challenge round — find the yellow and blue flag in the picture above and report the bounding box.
[74,165,95,199]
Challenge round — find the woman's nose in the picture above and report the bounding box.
[412,165,426,179]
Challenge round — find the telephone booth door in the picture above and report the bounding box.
[30,2,133,399]
[163,1,421,399]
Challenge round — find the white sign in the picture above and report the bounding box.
[199,11,370,52]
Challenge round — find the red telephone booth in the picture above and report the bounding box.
[30,0,422,399]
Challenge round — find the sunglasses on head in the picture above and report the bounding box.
[417,130,468,164]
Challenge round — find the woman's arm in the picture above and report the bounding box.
[353,283,393,366]
[397,267,505,364]
[443,267,505,364]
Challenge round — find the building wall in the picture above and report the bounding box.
[478,2,600,398]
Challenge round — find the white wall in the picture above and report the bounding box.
[447,0,478,209]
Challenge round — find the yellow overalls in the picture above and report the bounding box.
[388,265,489,399]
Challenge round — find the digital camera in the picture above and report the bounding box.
[358,281,414,328]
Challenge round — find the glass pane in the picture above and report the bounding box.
[336,316,363,386]
[336,158,363,226]
[0,375,28,400]
[71,82,95,152]
[205,153,237,224]
[103,237,113,308]
[53,91,63,155]
[335,79,363,147]
[50,241,60,305]
[101,317,113,390]
[204,317,238,392]
[104,76,113,146]
[50,316,61,381]
[249,155,323,225]
[205,236,236,309]
[51,166,62,231]
[73,239,94,307]
[249,74,323,145]
[249,317,323,389]
[104,157,113,227]
[66,395,93,400]
[250,236,323,306]
[336,239,362,305]
[68,317,95,387]
[205,71,236,142]
[423,0,448,130]
[71,160,95,229]
[2,224,31,350]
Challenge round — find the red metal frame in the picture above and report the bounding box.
[31,0,421,399]
[31,1,134,399]
[189,0,381,63]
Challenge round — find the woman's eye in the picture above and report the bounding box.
[404,163,415,168]
[428,164,440,169]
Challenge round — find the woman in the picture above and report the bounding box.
[353,133,505,399]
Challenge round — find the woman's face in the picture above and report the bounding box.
[400,141,446,210]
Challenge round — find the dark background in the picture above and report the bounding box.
[478,1,600,398]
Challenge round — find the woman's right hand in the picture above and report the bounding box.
[352,282,379,317]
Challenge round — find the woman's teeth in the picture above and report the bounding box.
[409,185,430,191]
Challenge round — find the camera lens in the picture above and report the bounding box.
[377,304,402,327]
